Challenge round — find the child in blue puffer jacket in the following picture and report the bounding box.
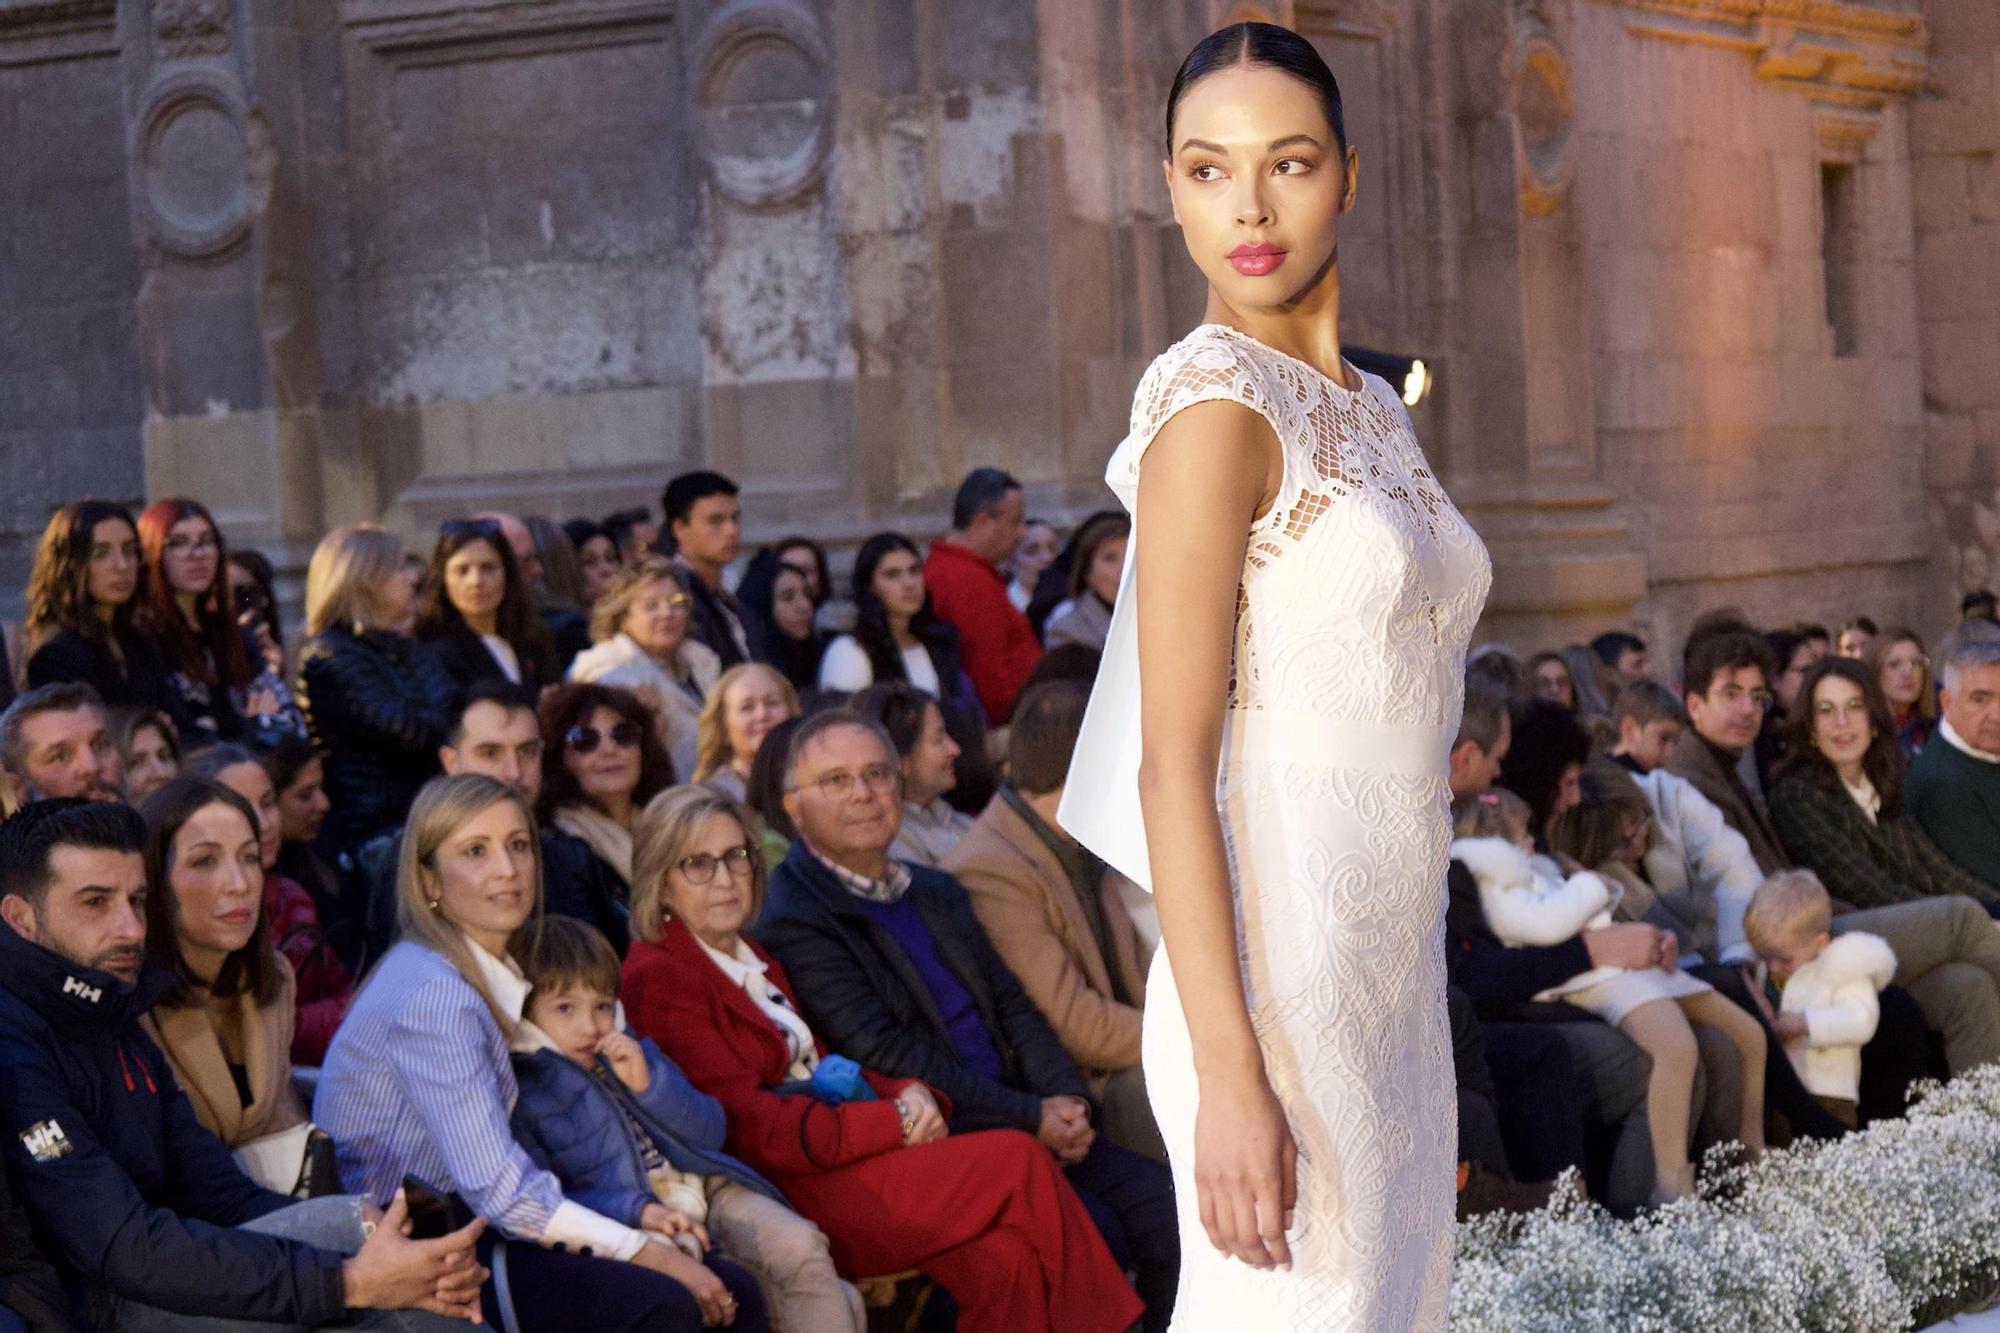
[510,918,865,1332]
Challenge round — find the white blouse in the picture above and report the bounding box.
[817,635,941,697]
[697,935,820,1081]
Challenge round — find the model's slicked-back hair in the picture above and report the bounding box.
[1166,22,1348,158]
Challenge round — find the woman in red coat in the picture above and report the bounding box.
[621,786,1143,1333]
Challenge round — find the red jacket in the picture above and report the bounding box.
[923,540,1040,722]
[622,918,942,1181]
[261,873,352,1065]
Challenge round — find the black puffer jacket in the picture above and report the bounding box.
[294,624,456,852]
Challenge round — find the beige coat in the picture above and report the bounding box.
[141,956,307,1149]
[944,794,1149,1087]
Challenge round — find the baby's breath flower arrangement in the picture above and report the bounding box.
[1451,1067,2000,1331]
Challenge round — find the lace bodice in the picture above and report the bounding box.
[1114,323,1491,729]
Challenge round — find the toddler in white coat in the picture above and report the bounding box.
[1743,869,1896,1128]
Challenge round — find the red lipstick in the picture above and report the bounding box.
[1229,242,1286,276]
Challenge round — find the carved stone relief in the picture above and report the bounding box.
[692,0,832,209]
[131,68,250,257]
[151,0,229,59]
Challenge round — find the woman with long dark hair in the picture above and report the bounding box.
[1042,513,1129,652]
[23,500,184,729]
[1059,23,1491,1324]
[734,548,827,692]
[1768,655,2000,912]
[415,518,558,694]
[134,498,292,746]
[817,533,968,706]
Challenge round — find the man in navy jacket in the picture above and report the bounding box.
[0,799,483,1330]
[756,711,1178,1331]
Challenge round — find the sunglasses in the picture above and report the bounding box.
[565,720,643,754]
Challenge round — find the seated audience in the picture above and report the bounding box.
[1665,630,1788,874]
[1467,642,1530,707]
[568,556,718,781]
[0,1158,73,1333]
[293,523,456,856]
[23,500,186,735]
[1760,627,1822,785]
[1607,680,1685,776]
[538,682,674,889]
[621,784,1145,1333]
[1743,869,1895,1129]
[1965,589,2000,623]
[0,799,485,1330]
[562,518,622,606]
[111,704,182,806]
[256,734,342,923]
[852,683,970,867]
[945,682,1161,1162]
[362,683,633,961]
[1865,628,1935,759]
[2,684,124,805]
[316,775,766,1330]
[511,916,864,1332]
[1907,630,2000,887]
[1042,514,1127,654]
[693,663,798,802]
[137,778,308,1171]
[1591,630,1652,686]
[734,549,827,693]
[819,534,967,703]
[755,711,1178,1328]
[136,499,290,746]
[663,472,752,668]
[1767,657,2000,911]
[1838,616,1878,659]
[415,519,558,694]
[185,746,353,1065]
[924,469,1042,722]
[1462,786,1766,1201]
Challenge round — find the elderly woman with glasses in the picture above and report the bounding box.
[620,785,1145,1333]
[568,556,719,783]
[535,682,676,889]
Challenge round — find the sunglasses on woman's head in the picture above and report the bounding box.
[565,720,643,754]
[439,518,503,542]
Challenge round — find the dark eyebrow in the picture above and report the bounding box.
[1177,133,1324,156]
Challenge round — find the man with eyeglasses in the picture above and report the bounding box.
[755,710,1178,1332]
[1665,630,1789,876]
[357,682,630,959]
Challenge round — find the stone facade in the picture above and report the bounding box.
[0,0,1979,660]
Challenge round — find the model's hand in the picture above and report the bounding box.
[1194,1072,1295,1271]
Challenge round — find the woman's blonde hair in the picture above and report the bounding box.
[630,784,765,944]
[693,663,800,782]
[395,773,544,1035]
[304,523,405,636]
[588,555,687,646]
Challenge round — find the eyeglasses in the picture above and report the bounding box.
[790,763,901,802]
[565,720,643,754]
[165,534,218,556]
[675,845,755,885]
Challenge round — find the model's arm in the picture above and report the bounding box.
[1134,395,1293,1270]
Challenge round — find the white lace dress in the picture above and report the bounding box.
[1061,323,1492,1330]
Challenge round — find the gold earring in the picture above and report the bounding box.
[427,898,441,913]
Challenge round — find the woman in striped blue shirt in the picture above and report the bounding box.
[313,773,767,1332]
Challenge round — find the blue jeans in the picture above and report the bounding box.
[115,1197,465,1332]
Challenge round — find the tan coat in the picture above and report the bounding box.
[944,794,1150,1087]
[141,956,307,1149]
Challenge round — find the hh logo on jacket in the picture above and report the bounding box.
[62,975,101,1004]
[19,1119,73,1162]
